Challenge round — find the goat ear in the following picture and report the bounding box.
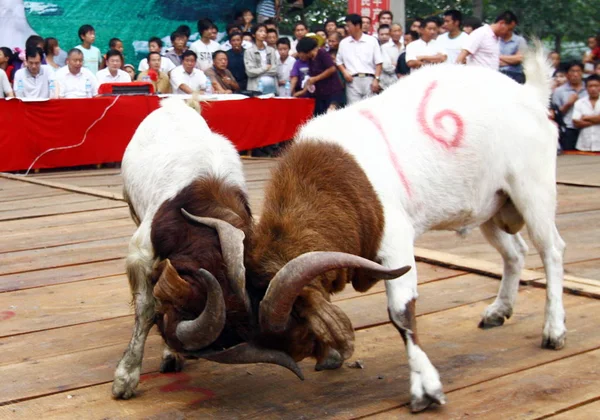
[153,259,192,308]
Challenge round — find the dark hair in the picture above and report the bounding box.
[252,23,267,36]
[25,46,43,60]
[242,31,253,38]
[495,10,518,25]
[43,37,58,56]
[108,38,122,48]
[226,22,240,34]
[26,35,44,50]
[198,18,213,35]
[78,24,95,41]
[362,16,372,23]
[410,17,424,26]
[443,9,462,25]
[378,24,390,33]
[105,49,124,63]
[239,8,252,17]
[182,50,197,60]
[67,48,83,57]
[175,25,191,38]
[328,32,342,41]
[463,16,482,30]
[147,51,161,62]
[0,47,13,60]
[296,37,318,53]
[212,50,227,60]
[294,22,308,31]
[553,68,566,77]
[345,14,362,26]
[276,37,291,47]
[423,17,440,28]
[586,74,600,84]
[405,30,420,41]
[566,62,584,72]
[324,18,337,27]
[148,36,163,49]
[378,10,393,20]
[263,18,278,27]
[267,28,278,35]
[170,31,186,43]
[229,31,242,41]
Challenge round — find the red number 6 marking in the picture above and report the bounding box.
[418,81,465,149]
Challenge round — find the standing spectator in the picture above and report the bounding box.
[462,16,482,34]
[0,47,15,81]
[75,24,102,74]
[327,32,342,61]
[190,19,221,71]
[138,37,175,73]
[257,0,278,24]
[290,22,308,56]
[380,23,403,90]
[406,17,447,69]
[583,35,600,76]
[377,25,391,45]
[498,17,527,84]
[123,64,136,81]
[548,51,561,78]
[226,32,248,91]
[0,67,14,98]
[169,50,208,94]
[43,38,61,70]
[596,62,600,77]
[324,18,338,35]
[290,55,309,97]
[238,9,254,33]
[336,24,347,38]
[13,47,56,98]
[315,28,328,45]
[99,38,124,70]
[96,50,130,84]
[137,52,171,93]
[165,31,188,67]
[264,18,279,32]
[242,32,254,45]
[276,37,295,96]
[244,24,280,94]
[55,48,98,98]
[552,69,567,92]
[210,24,219,42]
[552,62,588,150]
[266,28,279,49]
[573,75,600,151]
[205,50,239,94]
[456,10,517,69]
[437,10,469,65]
[410,17,424,34]
[396,30,418,79]
[221,25,253,51]
[378,10,393,27]
[297,37,344,115]
[336,14,383,104]
[361,16,372,34]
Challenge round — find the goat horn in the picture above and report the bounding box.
[259,251,411,334]
[181,208,250,314]
[185,342,304,380]
[176,268,227,351]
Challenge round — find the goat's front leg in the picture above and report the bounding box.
[380,229,445,412]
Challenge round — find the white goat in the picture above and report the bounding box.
[289,45,565,411]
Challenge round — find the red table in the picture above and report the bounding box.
[0,96,314,172]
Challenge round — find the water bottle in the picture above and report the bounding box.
[85,78,92,97]
[257,78,264,93]
[142,75,151,82]
[16,79,25,97]
[205,78,213,94]
[48,79,55,98]
[283,80,291,97]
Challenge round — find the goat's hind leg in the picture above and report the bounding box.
[160,345,185,373]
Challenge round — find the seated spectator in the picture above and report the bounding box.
[55,48,98,98]
[96,50,131,83]
[44,38,61,70]
[221,24,253,51]
[244,24,280,94]
[396,30,418,78]
[205,50,239,93]
[266,28,279,49]
[0,47,14,81]
[165,31,188,67]
[0,67,14,98]
[276,37,295,96]
[190,19,221,71]
[13,47,56,99]
[238,9,254,33]
[75,24,102,74]
[226,32,247,91]
[137,51,171,93]
[573,75,600,151]
[296,37,344,115]
[170,50,208,94]
[138,37,175,73]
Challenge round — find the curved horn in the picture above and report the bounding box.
[186,342,304,380]
[175,268,227,351]
[181,208,250,313]
[259,251,411,334]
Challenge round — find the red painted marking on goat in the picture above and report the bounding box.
[417,81,465,150]
[140,372,216,405]
[0,311,15,321]
[358,109,412,198]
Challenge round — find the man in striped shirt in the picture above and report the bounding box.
[257,0,278,24]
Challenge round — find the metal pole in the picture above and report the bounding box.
[390,0,406,32]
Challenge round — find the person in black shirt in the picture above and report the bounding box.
[226,32,247,91]
[396,30,419,78]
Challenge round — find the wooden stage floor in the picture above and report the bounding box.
[0,155,599,419]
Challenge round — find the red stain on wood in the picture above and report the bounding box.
[0,310,15,321]
[418,81,465,150]
[140,371,215,405]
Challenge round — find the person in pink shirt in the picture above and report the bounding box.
[456,10,517,70]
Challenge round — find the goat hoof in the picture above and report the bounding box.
[479,305,512,329]
[410,391,446,413]
[160,353,184,373]
[542,331,566,350]
[478,315,506,329]
[315,348,343,371]
[112,376,137,400]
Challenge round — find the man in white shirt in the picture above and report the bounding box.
[170,50,208,94]
[573,75,600,151]
[13,47,56,99]
[137,37,176,74]
[189,19,221,71]
[336,14,383,104]
[75,24,102,74]
[380,23,403,90]
[437,10,469,65]
[55,48,99,98]
[405,17,447,69]
[456,11,517,70]
[0,68,14,98]
[96,50,131,84]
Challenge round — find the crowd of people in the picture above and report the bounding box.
[0,8,598,150]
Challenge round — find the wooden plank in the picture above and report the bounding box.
[31,168,121,179]
[555,184,600,215]
[1,289,598,418]
[0,236,129,276]
[551,400,600,419]
[564,259,600,281]
[0,181,66,202]
[533,277,600,299]
[0,193,104,212]
[0,197,126,222]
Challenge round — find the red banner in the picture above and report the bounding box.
[348,0,391,34]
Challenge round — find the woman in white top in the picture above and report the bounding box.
[244,23,279,94]
[96,50,131,84]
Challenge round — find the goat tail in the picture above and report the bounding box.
[523,38,553,107]
[126,227,156,301]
